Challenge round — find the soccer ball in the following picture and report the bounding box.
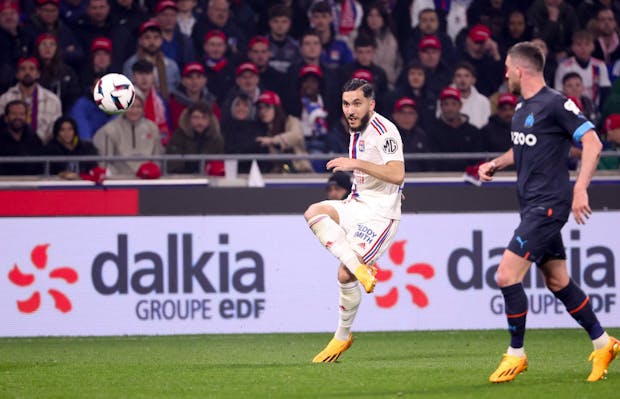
[93,73,136,115]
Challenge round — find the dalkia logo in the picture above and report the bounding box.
[374,240,435,308]
[7,244,79,314]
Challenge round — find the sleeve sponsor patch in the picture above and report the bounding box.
[564,99,581,116]
[382,137,399,154]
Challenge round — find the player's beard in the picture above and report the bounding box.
[348,111,371,133]
[508,78,521,96]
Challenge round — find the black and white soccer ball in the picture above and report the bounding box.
[93,73,136,115]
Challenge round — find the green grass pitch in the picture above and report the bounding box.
[1,328,619,399]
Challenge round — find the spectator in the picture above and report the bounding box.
[309,1,354,70]
[79,37,114,95]
[458,24,504,97]
[448,61,491,129]
[176,0,197,37]
[339,33,389,104]
[267,3,300,74]
[73,0,133,71]
[430,87,482,171]
[201,29,236,101]
[555,30,611,108]
[384,61,437,131]
[123,19,181,100]
[0,100,44,175]
[467,0,513,39]
[599,113,620,169]
[0,0,34,93]
[297,64,331,169]
[418,35,452,98]
[93,93,163,175]
[326,170,352,200]
[221,93,265,173]
[592,7,620,67]
[392,96,432,172]
[69,76,112,141]
[247,35,288,101]
[222,62,262,121]
[255,90,313,173]
[527,0,579,59]
[169,62,220,131]
[44,115,98,176]
[131,59,171,145]
[190,0,246,58]
[109,0,148,38]
[155,0,195,70]
[23,0,84,67]
[60,0,88,28]
[357,1,402,90]
[34,33,81,112]
[481,92,516,153]
[404,8,454,65]
[562,72,601,127]
[0,57,61,143]
[497,9,532,58]
[166,100,224,174]
[532,37,558,87]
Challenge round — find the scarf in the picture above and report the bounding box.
[143,87,171,145]
[137,49,170,99]
[205,57,228,72]
[338,0,357,36]
[301,96,328,137]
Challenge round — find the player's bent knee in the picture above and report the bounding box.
[304,203,322,221]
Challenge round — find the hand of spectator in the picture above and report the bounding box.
[485,39,501,61]
[478,160,497,182]
[256,136,274,147]
[547,5,559,22]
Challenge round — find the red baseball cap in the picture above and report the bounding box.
[440,87,461,102]
[0,0,19,12]
[155,0,177,13]
[182,62,205,77]
[139,20,161,35]
[256,90,282,106]
[17,57,40,69]
[299,64,323,79]
[419,35,441,51]
[136,162,161,179]
[236,62,259,76]
[249,35,269,49]
[497,93,517,108]
[468,24,491,43]
[393,97,417,113]
[35,33,57,47]
[204,29,226,43]
[36,0,59,7]
[605,114,620,131]
[91,37,113,52]
[351,69,373,82]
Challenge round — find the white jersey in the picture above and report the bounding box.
[349,112,404,219]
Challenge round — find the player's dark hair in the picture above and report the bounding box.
[561,71,583,85]
[343,78,374,99]
[508,42,545,72]
[454,61,476,78]
[4,99,26,116]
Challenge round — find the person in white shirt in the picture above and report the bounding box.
[304,78,404,363]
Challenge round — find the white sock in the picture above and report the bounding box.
[307,214,361,274]
[593,332,610,350]
[334,281,361,341]
[507,346,525,358]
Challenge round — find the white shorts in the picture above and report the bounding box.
[322,198,400,265]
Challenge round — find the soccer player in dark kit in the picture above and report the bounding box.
[478,42,618,383]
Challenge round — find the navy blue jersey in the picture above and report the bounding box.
[511,86,595,221]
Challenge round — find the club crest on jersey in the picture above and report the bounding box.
[524,113,535,128]
[382,137,398,154]
[358,139,365,152]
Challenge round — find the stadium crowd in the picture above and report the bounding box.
[1,0,620,177]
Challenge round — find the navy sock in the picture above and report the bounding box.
[553,279,604,340]
[501,283,528,349]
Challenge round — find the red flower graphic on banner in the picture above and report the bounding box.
[8,244,78,313]
[374,240,435,308]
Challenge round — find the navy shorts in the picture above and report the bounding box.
[507,210,567,266]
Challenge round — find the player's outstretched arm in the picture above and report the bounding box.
[327,158,405,185]
[478,149,514,181]
[572,130,603,225]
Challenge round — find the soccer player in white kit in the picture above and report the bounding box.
[304,78,405,363]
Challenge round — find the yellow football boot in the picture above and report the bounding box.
[312,334,353,363]
[354,264,377,293]
[587,336,620,382]
[489,354,528,383]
